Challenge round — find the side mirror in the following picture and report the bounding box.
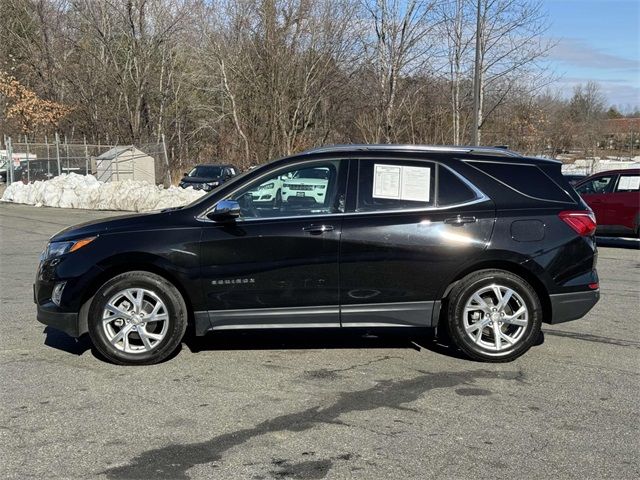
[184,172,189,177]
[207,200,241,221]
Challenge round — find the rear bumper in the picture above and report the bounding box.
[548,290,600,324]
[36,301,81,337]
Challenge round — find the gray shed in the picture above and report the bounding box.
[95,146,156,184]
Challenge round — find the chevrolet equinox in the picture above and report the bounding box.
[35,145,600,365]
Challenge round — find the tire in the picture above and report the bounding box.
[275,189,282,207]
[88,271,188,365]
[446,269,542,362]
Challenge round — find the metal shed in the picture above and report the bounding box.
[95,146,156,184]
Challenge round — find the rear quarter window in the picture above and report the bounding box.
[437,166,479,206]
[469,161,573,203]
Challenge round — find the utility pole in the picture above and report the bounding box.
[471,0,482,146]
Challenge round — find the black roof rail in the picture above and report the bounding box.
[301,144,522,158]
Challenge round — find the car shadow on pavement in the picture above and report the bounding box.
[43,326,92,356]
[183,328,469,360]
[42,326,184,364]
[42,326,545,362]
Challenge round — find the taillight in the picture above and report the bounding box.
[559,210,597,236]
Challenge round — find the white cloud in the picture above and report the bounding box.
[549,38,639,71]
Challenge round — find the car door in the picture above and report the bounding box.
[339,158,495,327]
[575,174,617,228]
[609,172,640,234]
[199,159,348,329]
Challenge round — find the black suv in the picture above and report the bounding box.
[35,145,599,365]
[179,164,237,191]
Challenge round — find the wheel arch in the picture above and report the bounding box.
[439,260,552,324]
[77,259,196,336]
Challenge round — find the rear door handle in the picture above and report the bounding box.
[444,215,477,226]
[303,224,335,234]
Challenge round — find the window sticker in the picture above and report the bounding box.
[373,164,401,199]
[373,164,430,202]
[617,175,640,191]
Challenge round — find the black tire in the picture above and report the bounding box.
[275,189,282,207]
[447,269,542,362]
[88,271,188,365]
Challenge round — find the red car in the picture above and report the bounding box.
[574,169,640,237]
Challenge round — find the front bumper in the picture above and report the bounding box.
[548,289,600,324]
[37,301,81,337]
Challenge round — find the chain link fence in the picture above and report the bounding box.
[1,135,171,187]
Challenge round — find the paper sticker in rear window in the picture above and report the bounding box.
[373,164,430,202]
[617,175,640,191]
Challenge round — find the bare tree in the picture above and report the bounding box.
[1,0,598,176]
[568,81,606,162]
[471,0,552,144]
[438,0,474,144]
[358,0,438,143]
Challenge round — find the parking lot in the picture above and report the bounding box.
[0,202,638,480]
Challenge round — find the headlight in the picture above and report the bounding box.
[314,185,326,189]
[43,237,96,261]
[259,182,275,190]
[208,181,220,187]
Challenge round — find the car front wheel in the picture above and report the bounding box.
[88,271,188,365]
[447,269,542,362]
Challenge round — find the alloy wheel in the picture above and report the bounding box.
[463,284,529,352]
[101,288,169,354]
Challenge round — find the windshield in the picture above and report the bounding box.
[294,168,329,180]
[188,166,223,178]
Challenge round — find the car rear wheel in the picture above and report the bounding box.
[88,271,188,365]
[447,269,542,362]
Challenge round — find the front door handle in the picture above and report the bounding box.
[302,224,335,234]
[444,215,477,226]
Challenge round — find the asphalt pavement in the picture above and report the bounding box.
[0,202,638,479]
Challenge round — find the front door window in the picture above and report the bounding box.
[576,176,615,195]
[228,160,346,219]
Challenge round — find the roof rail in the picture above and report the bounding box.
[302,144,521,157]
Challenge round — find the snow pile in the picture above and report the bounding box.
[1,173,207,211]
[561,158,640,175]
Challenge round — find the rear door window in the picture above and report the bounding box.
[615,174,640,192]
[356,159,435,212]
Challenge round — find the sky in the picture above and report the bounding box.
[542,0,640,112]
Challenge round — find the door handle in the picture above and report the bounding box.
[302,224,335,234]
[444,215,477,226]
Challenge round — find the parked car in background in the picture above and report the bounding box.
[35,144,599,365]
[249,167,330,207]
[563,173,587,186]
[281,166,330,205]
[179,164,237,191]
[249,175,284,204]
[574,169,640,237]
